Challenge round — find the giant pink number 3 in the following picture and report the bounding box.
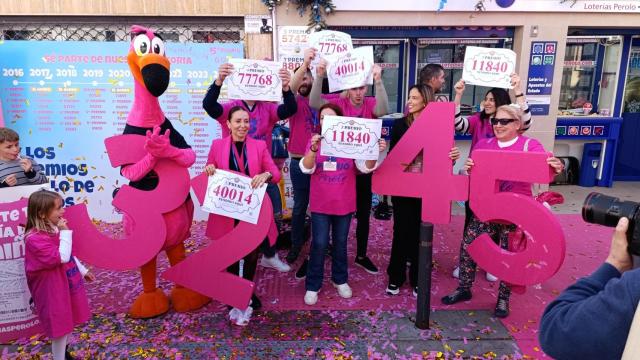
[65,135,191,270]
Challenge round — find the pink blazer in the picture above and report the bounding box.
[205,136,281,241]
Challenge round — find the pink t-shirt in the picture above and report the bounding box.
[307,142,358,215]
[467,112,495,151]
[329,97,377,119]
[216,100,280,154]
[472,136,545,197]
[289,94,342,155]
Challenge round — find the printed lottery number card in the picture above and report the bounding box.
[327,46,374,92]
[321,115,382,161]
[308,30,353,76]
[201,169,267,224]
[227,58,282,102]
[278,26,312,71]
[462,46,516,89]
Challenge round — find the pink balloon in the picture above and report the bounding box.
[372,102,468,223]
[65,135,191,270]
[467,150,566,285]
[162,173,276,309]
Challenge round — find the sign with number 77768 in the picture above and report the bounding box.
[372,102,565,286]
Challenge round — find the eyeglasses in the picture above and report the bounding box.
[490,118,517,126]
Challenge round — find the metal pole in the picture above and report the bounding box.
[415,221,433,329]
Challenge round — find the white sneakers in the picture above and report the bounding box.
[260,254,291,272]
[229,306,253,326]
[304,290,318,305]
[333,282,353,299]
[304,283,352,305]
[452,266,497,282]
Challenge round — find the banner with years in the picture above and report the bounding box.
[201,170,267,224]
[321,115,382,161]
[326,46,374,92]
[227,58,282,102]
[462,46,516,89]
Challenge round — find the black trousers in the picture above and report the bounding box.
[355,173,373,258]
[387,196,421,287]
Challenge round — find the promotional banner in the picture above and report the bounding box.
[227,58,283,102]
[462,46,516,89]
[0,40,244,222]
[526,41,557,115]
[201,170,267,224]
[321,115,382,160]
[0,185,46,342]
[278,26,312,71]
[326,46,374,93]
[334,0,640,13]
[308,30,353,76]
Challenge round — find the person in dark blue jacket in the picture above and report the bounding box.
[539,217,640,360]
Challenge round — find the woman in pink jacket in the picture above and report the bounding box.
[24,189,93,360]
[204,105,281,326]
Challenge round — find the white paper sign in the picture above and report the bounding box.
[326,46,374,92]
[201,170,267,224]
[320,115,382,160]
[462,46,516,89]
[308,30,353,76]
[227,58,282,102]
[278,26,311,71]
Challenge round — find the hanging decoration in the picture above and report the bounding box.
[262,0,336,30]
[437,0,447,12]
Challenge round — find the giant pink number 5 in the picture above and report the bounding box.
[65,135,191,270]
[162,173,277,309]
[467,150,566,285]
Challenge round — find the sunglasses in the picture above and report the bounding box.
[490,118,517,126]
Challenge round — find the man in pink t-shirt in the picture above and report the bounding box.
[309,58,389,275]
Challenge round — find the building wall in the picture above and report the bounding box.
[0,0,273,60]
[275,8,639,152]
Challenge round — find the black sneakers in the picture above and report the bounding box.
[441,288,472,305]
[295,259,308,280]
[495,298,510,318]
[385,283,400,295]
[286,246,301,264]
[355,256,379,274]
[250,294,262,310]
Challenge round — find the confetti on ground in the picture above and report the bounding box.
[2,214,610,359]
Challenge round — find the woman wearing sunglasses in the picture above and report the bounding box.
[449,74,532,283]
[441,104,563,318]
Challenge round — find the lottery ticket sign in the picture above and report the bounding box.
[278,26,311,71]
[462,46,516,89]
[308,30,353,76]
[227,59,282,102]
[326,46,374,92]
[320,115,382,161]
[201,170,267,224]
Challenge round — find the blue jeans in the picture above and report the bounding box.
[289,158,310,250]
[260,182,282,258]
[305,212,352,291]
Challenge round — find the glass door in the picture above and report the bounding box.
[354,39,407,113]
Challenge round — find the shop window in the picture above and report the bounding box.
[624,41,640,113]
[559,36,621,115]
[354,40,402,113]
[416,38,513,115]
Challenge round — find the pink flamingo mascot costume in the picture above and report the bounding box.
[120,25,209,318]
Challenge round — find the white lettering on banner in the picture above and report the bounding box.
[564,60,596,67]
[333,0,640,13]
[462,46,516,89]
[326,46,374,93]
[201,170,267,224]
[320,115,382,161]
[227,59,283,102]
